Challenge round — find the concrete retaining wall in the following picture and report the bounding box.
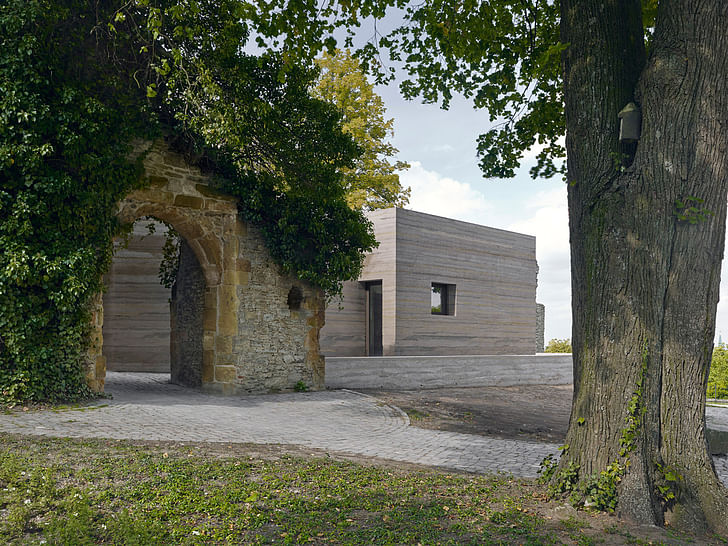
[325,353,573,389]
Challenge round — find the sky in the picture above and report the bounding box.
[373,83,728,345]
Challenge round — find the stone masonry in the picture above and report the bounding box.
[84,140,325,394]
[536,303,545,353]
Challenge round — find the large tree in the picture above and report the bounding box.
[379,0,728,533]
[250,0,728,534]
[558,1,728,532]
[312,49,410,210]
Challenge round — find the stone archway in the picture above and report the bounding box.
[85,140,325,395]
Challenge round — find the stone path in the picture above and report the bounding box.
[1,373,726,485]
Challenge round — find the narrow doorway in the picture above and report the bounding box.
[103,221,171,373]
[365,281,383,356]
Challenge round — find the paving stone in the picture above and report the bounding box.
[0,372,726,487]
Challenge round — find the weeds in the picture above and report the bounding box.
[0,435,717,544]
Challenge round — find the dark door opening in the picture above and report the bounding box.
[365,281,383,356]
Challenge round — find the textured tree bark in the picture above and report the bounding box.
[560,0,728,534]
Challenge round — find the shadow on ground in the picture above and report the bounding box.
[362,385,573,443]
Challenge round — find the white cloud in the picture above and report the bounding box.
[401,162,493,223]
[508,186,572,343]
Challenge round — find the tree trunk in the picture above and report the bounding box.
[561,0,728,534]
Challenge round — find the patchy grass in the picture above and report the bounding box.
[0,435,720,545]
[404,408,430,421]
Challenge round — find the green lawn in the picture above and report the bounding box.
[0,435,718,545]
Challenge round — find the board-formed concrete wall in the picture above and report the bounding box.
[103,223,171,373]
[320,208,539,357]
[325,354,573,389]
[86,139,325,394]
[321,210,397,356]
[392,208,537,355]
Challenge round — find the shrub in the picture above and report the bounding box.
[545,338,572,353]
[708,344,728,399]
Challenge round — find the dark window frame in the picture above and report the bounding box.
[431,282,456,316]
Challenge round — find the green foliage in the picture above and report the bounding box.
[294,380,309,392]
[242,0,661,181]
[123,2,377,295]
[654,462,682,507]
[582,462,623,512]
[545,338,572,353]
[312,49,410,210]
[537,454,558,483]
[0,435,583,545]
[674,196,714,224]
[157,225,181,290]
[708,343,728,399]
[547,461,580,498]
[0,1,376,403]
[0,0,153,404]
[619,341,649,457]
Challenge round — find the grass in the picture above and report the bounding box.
[404,408,430,421]
[0,435,718,545]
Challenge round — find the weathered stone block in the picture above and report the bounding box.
[222,269,248,286]
[147,175,169,188]
[194,183,226,198]
[218,310,237,336]
[223,239,239,270]
[197,236,222,269]
[204,199,238,212]
[163,151,188,168]
[175,220,205,242]
[219,284,238,306]
[203,331,215,351]
[215,365,236,383]
[203,308,217,331]
[202,350,215,382]
[234,220,247,237]
[97,139,325,396]
[216,335,233,354]
[95,356,106,379]
[174,195,205,209]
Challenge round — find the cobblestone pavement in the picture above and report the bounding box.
[1,373,726,484]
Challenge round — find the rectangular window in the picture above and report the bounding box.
[431,283,456,315]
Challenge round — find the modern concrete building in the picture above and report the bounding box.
[320,208,542,357]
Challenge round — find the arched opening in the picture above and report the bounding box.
[102,218,205,387]
[84,140,326,395]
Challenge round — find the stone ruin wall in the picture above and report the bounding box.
[536,303,545,353]
[85,140,325,394]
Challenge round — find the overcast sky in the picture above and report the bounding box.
[374,83,728,345]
